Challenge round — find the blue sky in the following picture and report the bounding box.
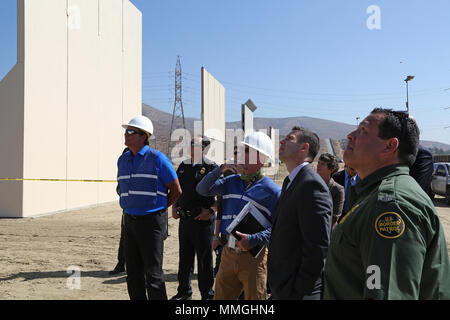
[1,0,449,144]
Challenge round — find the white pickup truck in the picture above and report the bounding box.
[430,162,450,204]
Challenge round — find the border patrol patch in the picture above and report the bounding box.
[375,212,405,239]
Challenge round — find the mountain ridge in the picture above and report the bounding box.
[142,103,450,154]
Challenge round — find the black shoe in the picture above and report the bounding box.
[109,263,125,275]
[170,293,192,300]
[201,293,214,300]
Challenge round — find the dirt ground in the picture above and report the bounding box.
[0,196,449,300]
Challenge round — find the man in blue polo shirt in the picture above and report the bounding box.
[117,115,181,300]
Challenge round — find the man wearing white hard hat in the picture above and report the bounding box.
[117,115,182,300]
[196,131,281,300]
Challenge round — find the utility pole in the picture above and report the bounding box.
[167,56,187,156]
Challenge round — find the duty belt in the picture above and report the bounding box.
[177,207,201,219]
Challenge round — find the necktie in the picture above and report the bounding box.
[281,176,290,193]
[344,175,352,212]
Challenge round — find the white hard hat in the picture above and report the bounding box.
[241,131,273,160]
[122,115,154,136]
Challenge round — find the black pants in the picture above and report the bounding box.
[124,211,168,300]
[177,215,215,299]
[117,212,125,266]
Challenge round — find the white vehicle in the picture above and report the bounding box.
[430,162,450,204]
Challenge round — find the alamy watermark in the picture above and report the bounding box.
[66,265,81,290]
[168,121,280,175]
[366,265,381,290]
[366,5,381,30]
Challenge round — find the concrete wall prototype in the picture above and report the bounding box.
[201,67,225,165]
[0,0,142,217]
[241,99,257,135]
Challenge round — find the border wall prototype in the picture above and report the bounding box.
[201,67,226,165]
[0,0,142,217]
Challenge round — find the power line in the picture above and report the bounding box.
[145,71,450,102]
[150,70,450,97]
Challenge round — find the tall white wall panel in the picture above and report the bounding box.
[0,0,142,217]
[201,67,226,165]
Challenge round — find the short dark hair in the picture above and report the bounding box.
[191,136,211,149]
[371,108,419,166]
[319,153,339,175]
[291,126,321,161]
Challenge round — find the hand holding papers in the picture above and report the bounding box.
[234,231,251,251]
[226,202,272,258]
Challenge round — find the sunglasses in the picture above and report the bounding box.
[125,129,144,135]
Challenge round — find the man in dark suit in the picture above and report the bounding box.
[267,127,333,300]
[409,145,434,196]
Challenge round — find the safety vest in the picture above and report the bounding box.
[220,175,280,235]
[117,148,167,211]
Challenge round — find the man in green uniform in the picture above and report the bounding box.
[324,108,450,300]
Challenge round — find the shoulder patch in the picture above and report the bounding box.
[374,212,405,239]
[379,193,393,202]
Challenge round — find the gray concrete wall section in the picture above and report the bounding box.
[242,99,257,135]
[324,138,334,155]
[0,64,25,218]
[0,0,142,217]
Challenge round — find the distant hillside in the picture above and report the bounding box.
[142,103,355,140]
[226,117,356,140]
[420,140,450,153]
[142,103,198,152]
[142,103,450,156]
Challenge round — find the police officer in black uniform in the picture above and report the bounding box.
[170,136,217,300]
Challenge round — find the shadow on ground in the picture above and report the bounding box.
[0,271,196,284]
[0,270,125,284]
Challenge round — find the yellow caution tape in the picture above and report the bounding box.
[0,178,117,183]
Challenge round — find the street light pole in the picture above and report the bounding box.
[406,81,409,112]
[404,75,415,113]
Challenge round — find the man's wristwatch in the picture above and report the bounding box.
[208,208,215,215]
[212,234,220,241]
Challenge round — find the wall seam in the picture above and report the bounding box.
[19,0,25,217]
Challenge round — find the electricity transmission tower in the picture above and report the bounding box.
[167,56,187,155]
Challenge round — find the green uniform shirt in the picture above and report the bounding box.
[324,164,450,300]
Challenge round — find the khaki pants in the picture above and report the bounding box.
[214,246,267,300]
